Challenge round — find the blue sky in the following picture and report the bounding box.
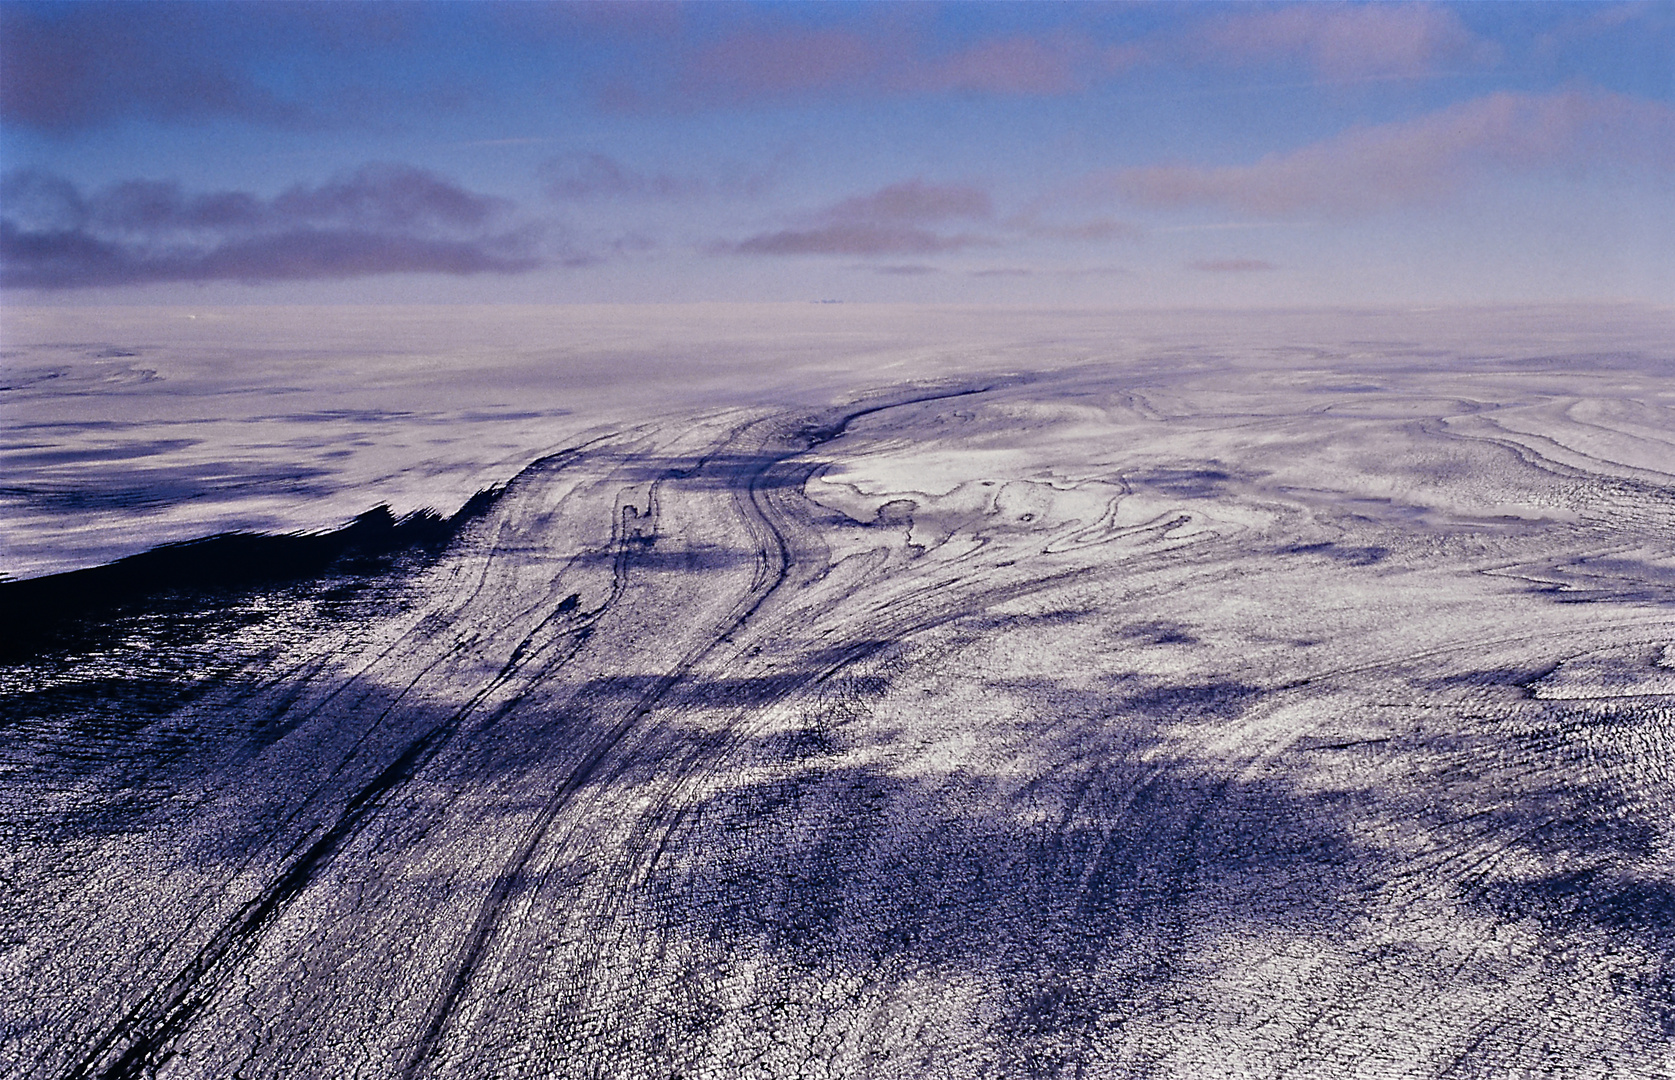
[2,1,1671,305]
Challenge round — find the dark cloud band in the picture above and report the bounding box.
[0,166,542,289]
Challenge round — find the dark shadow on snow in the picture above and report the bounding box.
[0,487,505,660]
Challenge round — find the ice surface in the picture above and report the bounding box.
[2,304,1673,1078]
[6,303,1669,579]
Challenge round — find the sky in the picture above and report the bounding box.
[1,0,1671,307]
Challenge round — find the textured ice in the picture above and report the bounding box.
[2,303,1673,1078]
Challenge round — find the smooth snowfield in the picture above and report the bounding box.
[2,306,1673,1078]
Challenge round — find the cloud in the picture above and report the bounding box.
[0,4,312,132]
[1533,1,1668,57]
[909,34,1130,96]
[822,180,992,224]
[725,224,978,257]
[720,180,1146,261]
[719,179,993,257]
[673,22,1136,106]
[542,153,705,200]
[272,167,501,231]
[684,26,890,101]
[0,3,430,133]
[540,151,781,203]
[1009,213,1145,243]
[1100,89,1675,216]
[873,264,940,276]
[1191,259,1274,273]
[1194,2,1497,79]
[1056,266,1132,277]
[1,165,543,289]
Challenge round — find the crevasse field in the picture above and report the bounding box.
[2,304,1673,1079]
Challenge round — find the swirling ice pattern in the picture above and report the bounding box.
[2,319,1673,1079]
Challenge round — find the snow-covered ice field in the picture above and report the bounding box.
[2,304,1672,1078]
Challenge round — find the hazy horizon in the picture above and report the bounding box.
[5,299,1670,579]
